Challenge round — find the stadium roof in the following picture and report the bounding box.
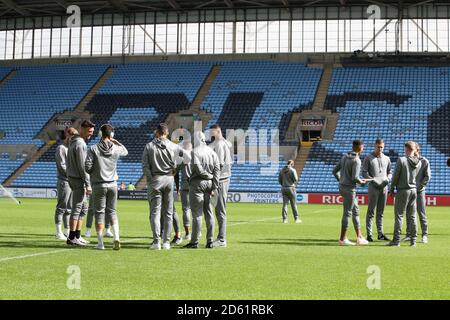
[0,0,445,18]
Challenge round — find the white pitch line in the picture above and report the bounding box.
[0,249,72,262]
[0,238,146,263]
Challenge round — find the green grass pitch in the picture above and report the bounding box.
[0,198,449,300]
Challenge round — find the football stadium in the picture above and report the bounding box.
[0,0,449,303]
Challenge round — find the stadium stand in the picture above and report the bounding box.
[1,64,107,187]
[0,67,12,82]
[299,67,450,195]
[2,63,449,195]
[11,62,212,187]
[200,61,322,144]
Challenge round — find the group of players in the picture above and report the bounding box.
[278,138,432,247]
[333,138,431,246]
[54,118,433,249]
[53,120,232,250]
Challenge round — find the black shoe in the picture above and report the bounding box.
[205,242,214,249]
[367,235,374,242]
[387,241,400,247]
[378,234,391,241]
[183,243,198,249]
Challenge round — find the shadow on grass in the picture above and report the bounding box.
[0,240,74,249]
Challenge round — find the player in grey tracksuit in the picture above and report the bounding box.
[278,160,301,223]
[184,131,220,249]
[85,124,128,250]
[66,120,95,246]
[209,125,232,247]
[388,141,421,247]
[362,139,392,242]
[332,140,369,245]
[54,135,72,240]
[404,145,431,243]
[142,123,191,250]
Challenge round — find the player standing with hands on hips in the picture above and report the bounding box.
[332,140,369,246]
[278,160,301,224]
[85,124,128,250]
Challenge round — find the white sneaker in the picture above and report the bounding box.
[84,229,91,238]
[95,243,105,250]
[401,236,411,242]
[422,235,428,244]
[282,219,288,224]
[295,218,302,224]
[55,233,67,240]
[150,242,161,250]
[184,233,191,241]
[104,229,114,238]
[356,236,369,246]
[63,229,69,237]
[78,236,90,244]
[339,239,355,246]
[162,242,171,250]
[71,238,87,246]
[212,239,227,248]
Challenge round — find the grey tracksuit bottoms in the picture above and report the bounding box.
[281,186,299,220]
[92,183,118,226]
[366,184,388,237]
[147,175,174,244]
[160,203,180,235]
[215,179,230,241]
[406,190,428,237]
[68,178,88,221]
[393,189,418,244]
[54,179,71,228]
[180,189,191,227]
[339,186,361,230]
[189,179,215,245]
[86,193,111,229]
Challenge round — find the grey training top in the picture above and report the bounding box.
[190,143,220,191]
[278,166,298,188]
[209,137,232,181]
[85,140,128,185]
[55,144,69,181]
[142,137,191,181]
[332,151,365,190]
[362,152,392,189]
[67,135,90,188]
[390,156,421,192]
[416,156,431,193]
